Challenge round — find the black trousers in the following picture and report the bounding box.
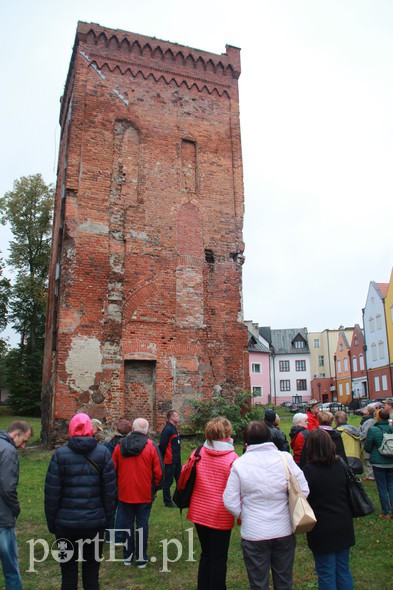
[55,528,104,590]
[195,523,232,590]
[241,534,296,590]
[163,462,181,505]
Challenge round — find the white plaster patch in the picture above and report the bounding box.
[77,221,109,235]
[66,337,102,392]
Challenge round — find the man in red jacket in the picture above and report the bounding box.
[112,418,163,568]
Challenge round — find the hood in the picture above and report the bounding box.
[203,439,235,453]
[120,432,148,457]
[68,436,98,455]
[289,425,305,439]
[69,413,93,437]
[0,431,15,447]
[337,424,360,438]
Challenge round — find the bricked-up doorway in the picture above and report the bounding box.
[124,360,156,430]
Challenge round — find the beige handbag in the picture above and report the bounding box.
[280,455,317,534]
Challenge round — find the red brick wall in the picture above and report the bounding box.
[42,22,249,444]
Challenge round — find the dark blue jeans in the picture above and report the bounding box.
[313,548,354,590]
[163,462,181,505]
[373,466,393,515]
[120,501,152,563]
[0,527,22,590]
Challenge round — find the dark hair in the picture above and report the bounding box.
[243,421,272,445]
[378,409,390,421]
[167,410,177,420]
[8,421,33,437]
[306,428,337,465]
[116,418,132,436]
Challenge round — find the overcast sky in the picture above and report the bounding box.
[1,0,392,346]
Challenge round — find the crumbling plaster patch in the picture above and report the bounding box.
[66,336,102,392]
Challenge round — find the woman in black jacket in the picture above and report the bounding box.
[303,428,355,590]
[45,413,116,590]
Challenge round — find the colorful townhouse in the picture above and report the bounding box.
[350,324,367,399]
[245,321,271,404]
[363,280,392,399]
[308,328,353,402]
[261,327,311,406]
[384,268,393,389]
[334,331,352,405]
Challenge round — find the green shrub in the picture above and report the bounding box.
[188,390,267,441]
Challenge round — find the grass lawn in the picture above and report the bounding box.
[1,413,392,589]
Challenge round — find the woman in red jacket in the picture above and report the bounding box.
[187,417,238,590]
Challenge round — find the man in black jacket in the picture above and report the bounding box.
[159,410,181,507]
[264,409,290,452]
[0,420,32,590]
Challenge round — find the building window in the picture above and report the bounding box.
[371,343,377,361]
[376,314,382,330]
[252,387,262,397]
[354,337,358,345]
[296,379,307,391]
[314,338,320,348]
[279,361,290,372]
[374,376,380,392]
[369,317,375,332]
[343,358,348,371]
[339,343,343,351]
[280,380,291,392]
[252,363,261,374]
[345,381,350,396]
[339,383,343,396]
[382,375,388,391]
[296,360,306,371]
[359,354,365,370]
[352,357,358,372]
[337,360,342,374]
[294,340,304,349]
[378,341,385,359]
[318,355,324,367]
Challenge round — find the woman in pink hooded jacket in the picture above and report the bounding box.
[187,417,238,590]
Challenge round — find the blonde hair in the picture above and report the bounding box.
[204,417,232,443]
[318,411,334,426]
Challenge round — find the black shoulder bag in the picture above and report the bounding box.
[339,457,374,517]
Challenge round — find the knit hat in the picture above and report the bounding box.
[69,413,93,437]
[264,409,277,424]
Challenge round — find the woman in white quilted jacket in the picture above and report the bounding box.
[223,421,309,590]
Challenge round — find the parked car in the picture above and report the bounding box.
[320,402,346,413]
[280,402,293,408]
[289,402,308,413]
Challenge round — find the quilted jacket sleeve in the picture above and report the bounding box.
[44,452,62,534]
[101,447,117,529]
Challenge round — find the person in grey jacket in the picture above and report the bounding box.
[0,420,32,590]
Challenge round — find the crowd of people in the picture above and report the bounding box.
[0,397,392,589]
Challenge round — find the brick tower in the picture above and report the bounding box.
[42,22,249,444]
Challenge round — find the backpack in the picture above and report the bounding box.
[173,446,202,509]
[376,426,393,457]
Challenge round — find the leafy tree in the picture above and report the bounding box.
[0,174,53,413]
[0,255,11,353]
